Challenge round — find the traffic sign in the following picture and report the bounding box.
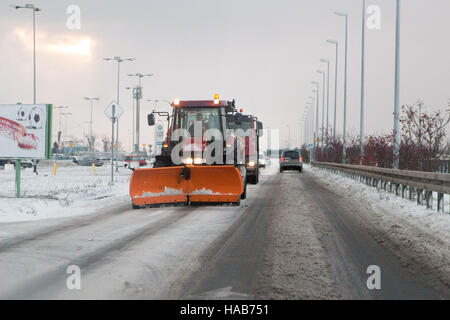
[104,101,124,121]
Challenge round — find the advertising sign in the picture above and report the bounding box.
[0,104,52,159]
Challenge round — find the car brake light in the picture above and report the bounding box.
[299,157,303,162]
[281,157,285,162]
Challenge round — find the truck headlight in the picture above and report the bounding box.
[247,161,256,167]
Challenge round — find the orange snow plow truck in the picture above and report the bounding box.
[129,95,248,208]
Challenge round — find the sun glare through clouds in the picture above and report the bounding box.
[13,28,92,56]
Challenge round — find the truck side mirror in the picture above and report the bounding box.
[257,121,263,137]
[147,113,155,126]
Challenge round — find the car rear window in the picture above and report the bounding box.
[283,151,299,159]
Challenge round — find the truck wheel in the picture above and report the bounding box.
[241,181,247,200]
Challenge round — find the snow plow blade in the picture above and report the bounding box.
[130,165,243,207]
[187,166,243,204]
[130,167,188,206]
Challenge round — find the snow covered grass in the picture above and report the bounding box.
[307,164,450,246]
[0,164,131,223]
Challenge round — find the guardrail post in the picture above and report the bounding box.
[426,191,432,210]
[417,189,423,205]
[437,193,444,213]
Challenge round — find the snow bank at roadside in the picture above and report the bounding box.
[307,164,450,248]
[0,165,131,223]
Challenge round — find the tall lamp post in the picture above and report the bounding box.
[103,56,135,172]
[55,106,68,147]
[311,82,320,161]
[128,73,154,153]
[307,96,315,147]
[320,59,330,147]
[334,11,349,163]
[360,0,367,163]
[125,86,136,153]
[12,4,40,104]
[316,70,326,148]
[327,40,339,141]
[83,97,99,152]
[61,112,72,148]
[393,0,401,169]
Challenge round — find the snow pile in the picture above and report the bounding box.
[0,165,131,223]
[308,164,450,246]
[135,187,184,198]
[190,188,232,195]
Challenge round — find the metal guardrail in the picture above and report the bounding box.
[312,162,450,213]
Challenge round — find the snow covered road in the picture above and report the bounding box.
[0,162,449,299]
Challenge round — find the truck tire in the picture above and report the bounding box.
[241,181,247,200]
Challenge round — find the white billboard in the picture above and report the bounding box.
[0,104,52,159]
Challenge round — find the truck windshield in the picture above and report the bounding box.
[228,120,252,136]
[174,108,221,137]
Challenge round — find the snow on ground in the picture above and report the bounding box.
[308,164,450,288]
[308,164,450,244]
[0,164,131,223]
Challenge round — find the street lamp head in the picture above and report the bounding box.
[317,70,324,74]
[320,59,329,63]
[334,11,347,17]
[327,39,338,44]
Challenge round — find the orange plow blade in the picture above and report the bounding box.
[130,167,187,206]
[187,166,243,204]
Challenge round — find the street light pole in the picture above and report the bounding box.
[327,40,339,141]
[61,112,72,147]
[311,83,319,161]
[128,73,154,154]
[393,0,401,169]
[12,4,40,103]
[55,106,68,146]
[360,0,367,163]
[83,97,99,152]
[334,11,349,163]
[320,59,330,146]
[317,70,325,148]
[104,56,135,172]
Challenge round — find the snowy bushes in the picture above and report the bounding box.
[311,101,450,172]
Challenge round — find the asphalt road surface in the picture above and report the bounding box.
[0,163,448,299]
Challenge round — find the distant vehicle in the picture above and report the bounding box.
[73,157,103,167]
[52,154,73,161]
[10,159,35,168]
[280,150,303,173]
[124,155,147,169]
[258,152,267,168]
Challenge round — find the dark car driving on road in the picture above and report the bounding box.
[280,150,303,173]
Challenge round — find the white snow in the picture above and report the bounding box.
[308,164,450,247]
[190,188,232,195]
[0,163,131,223]
[135,187,184,198]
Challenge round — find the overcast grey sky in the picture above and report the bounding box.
[1,0,449,150]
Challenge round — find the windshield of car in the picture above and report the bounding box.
[283,151,299,159]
